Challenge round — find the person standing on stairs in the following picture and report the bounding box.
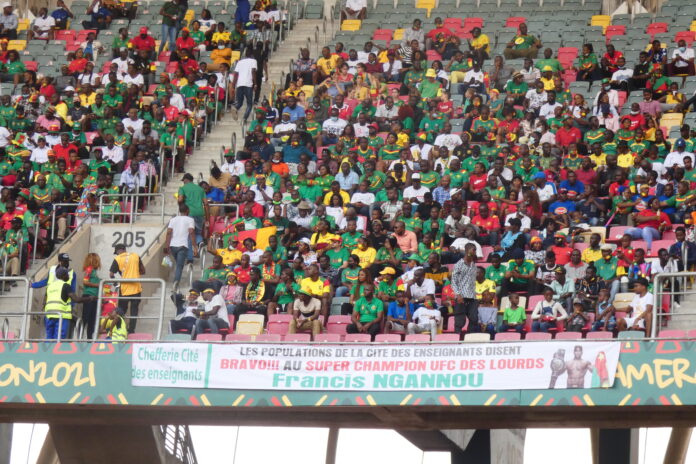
[252,40,269,105]
[110,244,146,333]
[178,173,209,259]
[231,47,258,124]
[164,204,198,292]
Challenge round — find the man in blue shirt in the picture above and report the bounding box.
[282,134,314,165]
[385,290,413,334]
[559,170,585,198]
[281,97,306,123]
[50,0,73,30]
[335,161,360,192]
[548,189,576,216]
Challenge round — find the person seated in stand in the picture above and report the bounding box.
[477,289,497,337]
[385,290,412,335]
[566,299,589,332]
[346,283,384,340]
[193,287,228,337]
[616,276,653,335]
[408,295,442,341]
[170,289,202,334]
[591,288,616,332]
[288,290,322,337]
[498,292,525,333]
[530,288,568,332]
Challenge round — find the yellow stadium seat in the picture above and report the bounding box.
[301,84,314,98]
[661,113,684,132]
[691,20,696,32]
[590,15,611,33]
[416,0,435,15]
[393,28,404,40]
[17,18,30,32]
[236,314,265,335]
[8,40,26,51]
[230,50,241,64]
[341,19,361,31]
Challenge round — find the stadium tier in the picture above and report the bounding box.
[0,0,696,344]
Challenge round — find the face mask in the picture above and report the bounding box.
[680,47,687,52]
[630,110,639,115]
[603,85,611,91]
[218,45,225,49]
[331,116,338,121]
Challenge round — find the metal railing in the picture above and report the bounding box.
[0,235,23,286]
[0,277,31,339]
[651,270,696,338]
[49,203,80,241]
[97,192,166,224]
[160,425,198,464]
[94,278,167,341]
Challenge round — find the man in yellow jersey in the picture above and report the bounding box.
[109,244,145,333]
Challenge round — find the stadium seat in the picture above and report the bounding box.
[127,333,153,340]
[225,334,253,342]
[375,334,402,342]
[505,17,526,29]
[314,333,342,342]
[525,332,552,340]
[612,293,634,311]
[606,226,629,242]
[555,332,582,340]
[649,240,674,257]
[590,15,611,33]
[464,333,490,342]
[197,333,223,341]
[674,30,696,46]
[605,25,626,42]
[500,295,528,313]
[495,332,521,341]
[404,334,430,342]
[646,22,669,39]
[255,334,282,342]
[330,297,350,315]
[236,314,265,335]
[327,315,352,335]
[618,330,645,339]
[284,333,312,342]
[660,113,683,133]
[266,314,292,334]
[341,19,362,31]
[344,333,372,342]
[586,331,614,339]
[434,333,461,341]
[164,334,191,341]
[658,330,686,339]
[8,40,26,51]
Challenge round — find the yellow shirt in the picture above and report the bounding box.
[589,152,607,169]
[212,31,231,43]
[352,85,370,100]
[216,247,242,266]
[540,76,555,91]
[353,246,377,268]
[211,47,232,64]
[396,132,410,147]
[323,190,350,205]
[581,247,603,264]
[114,252,142,296]
[79,92,97,108]
[300,277,330,296]
[617,152,635,168]
[311,232,340,246]
[317,55,338,75]
[55,101,69,122]
[475,279,496,299]
[471,34,490,54]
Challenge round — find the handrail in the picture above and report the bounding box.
[651,271,696,338]
[0,277,33,339]
[30,216,86,280]
[49,203,78,240]
[98,193,166,224]
[94,278,167,341]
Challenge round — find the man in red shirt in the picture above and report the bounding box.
[129,27,156,57]
[621,103,646,130]
[550,232,573,265]
[52,133,78,164]
[555,116,582,147]
[175,28,195,56]
[602,43,624,75]
[0,200,21,230]
[471,203,500,247]
[425,17,453,49]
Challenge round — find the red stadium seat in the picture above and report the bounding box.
[650,239,675,257]
[375,334,402,342]
[434,333,460,341]
[284,333,312,342]
[586,331,613,339]
[255,334,282,342]
[555,332,582,340]
[266,314,292,334]
[605,25,626,42]
[127,333,153,340]
[225,333,253,341]
[505,17,526,29]
[404,334,430,342]
[562,69,577,86]
[574,242,589,253]
[197,333,223,341]
[158,51,172,62]
[646,22,668,39]
[606,226,629,242]
[344,333,371,342]
[631,240,648,252]
[658,329,686,339]
[463,17,484,30]
[526,295,544,312]
[480,246,494,261]
[55,30,76,41]
[314,333,342,342]
[443,18,462,29]
[495,332,521,341]
[326,315,352,335]
[166,61,179,73]
[426,50,442,60]
[372,29,393,42]
[617,90,627,109]
[674,31,696,46]
[76,29,97,42]
[526,332,552,340]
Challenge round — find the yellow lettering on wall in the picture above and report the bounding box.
[616,362,655,388]
[671,359,696,388]
[0,361,96,388]
[616,359,696,389]
[654,359,674,389]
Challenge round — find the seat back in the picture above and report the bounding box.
[315,333,342,342]
[267,313,293,334]
[255,334,282,342]
[618,330,645,339]
[127,333,153,340]
[658,329,686,339]
[404,334,430,342]
[284,333,312,342]
[236,314,265,335]
[344,333,371,342]
[525,332,552,340]
[495,332,521,341]
[375,334,402,342]
[555,332,582,340]
[464,333,491,342]
[225,333,253,342]
[197,333,223,341]
[434,333,460,341]
[587,331,613,339]
[327,315,352,335]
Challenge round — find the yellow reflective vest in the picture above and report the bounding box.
[45,280,72,320]
[102,316,128,341]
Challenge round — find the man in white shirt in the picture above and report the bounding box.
[221,151,245,176]
[353,113,371,138]
[520,58,541,85]
[462,63,485,94]
[121,108,144,134]
[669,40,695,76]
[101,136,125,166]
[164,204,197,289]
[539,90,562,119]
[111,49,133,78]
[29,7,55,40]
[504,211,532,232]
[349,180,375,216]
[249,175,274,206]
[610,56,633,91]
[321,108,348,145]
[271,112,297,148]
[593,78,619,109]
[406,269,436,305]
[433,124,463,152]
[382,51,402,81]
[122,66,144,87]
[195,288,229,335]
[403,173,430,203]
[119,162,146,193]
[408,301,442,340]
[620,277,653,333]
[341,0,366,21]
[525,82,548,111]
[231,47,258,122]
[30,138,52,164]
[375,97,400,130]
[664,140,694,168]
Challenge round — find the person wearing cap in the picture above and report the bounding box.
[0,2,17,40]
[109,244,145,333]
[44,266,95,340]
[288,289,322,337]
[170,289,203,334]
[194,287,229,337]
[207,232,242,266]
[617,276,653,334]
[129,26,156,57]
[594,244,620,302]
[549,266,575,314]
[664,138,695,168]
[504,72,528,105]
[32,253,76,293]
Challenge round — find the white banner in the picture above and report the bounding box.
[132,341,621,391]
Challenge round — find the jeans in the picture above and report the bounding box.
[531,320,556,332]
[346,322,380,340]
[453,298,479,334]
[160,24,177,53]
[171,246,189,284]
[235,86,254,120]
[82,299,98,339]
[45,317,70,340]
[499,323,523,332]
[335,286,349,297]
[187,216,205,261]
[625,226,660,250]
[195,317,229,335]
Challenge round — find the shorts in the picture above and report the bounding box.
[623,316,644,329]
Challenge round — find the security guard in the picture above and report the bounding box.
[44,267,94,340]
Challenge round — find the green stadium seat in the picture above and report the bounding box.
[618,330,646,339]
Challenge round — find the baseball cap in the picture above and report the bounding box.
[379,267,396,275]
[542,65,553,72]
[114,244,126,253]
[554,267,566,274]
[202,288,216,293]
[425,69,437,78]
[533,172,546,179]
[58,253,70,262]
[634,277,649,287]
[139,26,148,34]
[676,139,686,148]
[64,86,75,92]
[412,173,421,180]
[601,244,613,251]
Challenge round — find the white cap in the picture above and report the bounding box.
[299,237,311,245]
[64,86,75,91]
[1,3,11,9]
[412,173,421,180]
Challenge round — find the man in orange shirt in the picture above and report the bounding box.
[550,231,574,266]
[394,220,417,254]
[471,203,501,246]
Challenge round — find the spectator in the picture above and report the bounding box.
[194,287,228,336]
[346,284,383,340]
[164,204,197,291]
